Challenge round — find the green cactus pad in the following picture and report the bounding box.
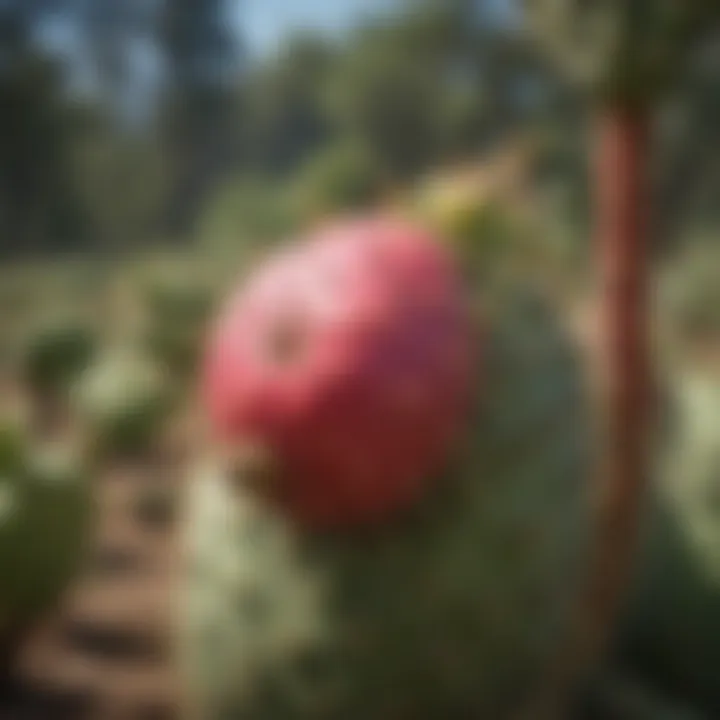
[179,286,593,719]
[660,245,720,345]
[72,349,175,458]
[20,315,97,400]
[582,671,707,720]
[139,273,216,377]
[616,370,720,714]
[0,419,92,641]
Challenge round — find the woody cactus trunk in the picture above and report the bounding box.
[524,0,720,711]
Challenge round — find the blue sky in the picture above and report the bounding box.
[35,0,399,115]
[238,0,518,57]
[38,1,517,68]
[238,0,398,57]
[35,0,517,122]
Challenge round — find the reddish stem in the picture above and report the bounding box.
[525,105,653,719]
[592,104,652,643]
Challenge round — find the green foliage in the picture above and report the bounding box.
[324,38,444,179]
[661,243,720,344]
[0,413,92,639]
[2,0,719,258]
[582,672,707,719]
[157,0,242,238]
[524,0,720,104]
[72,349,175,459]
[135,267,217,378]
[201,177,299,251]
[414,176,519,276]
[179,284,593,718]
[616,370,720,715]
[290,140,387,222]
[20,315,97,400]
[242,36,336,175]
[412,156,582,289]
[0,39,88,256]
[71,129,169,252]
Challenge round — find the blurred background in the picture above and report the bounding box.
[0,0,717,266]
[0,0,719,718]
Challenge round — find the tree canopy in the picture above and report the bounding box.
[0,0,716,258]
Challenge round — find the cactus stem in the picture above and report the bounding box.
[527,103,654,719]
[588,102,653,670]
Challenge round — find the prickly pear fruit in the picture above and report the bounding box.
[202,215,476,528]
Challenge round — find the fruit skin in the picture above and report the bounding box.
[202,215,476,529]
[0,413,93,645]
[180,286,593,718]
[614,370,720,715]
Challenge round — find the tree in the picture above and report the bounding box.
[74,0,159,116]
[0,3,86,256]
[654,41,720,254]
[70,111,167,252]
[324,33,444,179]
[158,0,242,239]
[241,35,336,176]
[322,0,557,179]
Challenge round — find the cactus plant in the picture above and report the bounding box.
[72,348,175,459]
[615,369,720,715]
[581,670,707,720]
[660,244,720,346]
[138,269,217,378]
[0,408,93,648]
[20,314,97,401]
[178,217,593,718]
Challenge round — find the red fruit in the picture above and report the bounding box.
[202,214,476,528]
